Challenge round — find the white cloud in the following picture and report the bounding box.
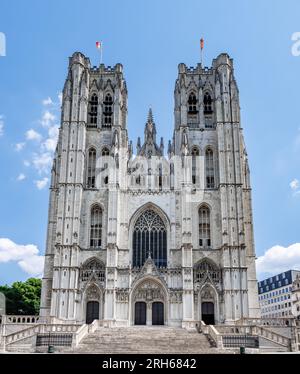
[34,177,49,190]
[17,173,26,181]
[256,243,300,278]
[290,179,299,190]
[41,124,59,152]
[0,115,4,136]
[0,238,44,277]
[18,256,45,276]
[42,97,53,106]
[32,152,52,174]
[15,142,25,151]
[20,98,59,185]
[26,129,42,142]
[40,110,56,127]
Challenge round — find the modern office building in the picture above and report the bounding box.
[258,270,300,318]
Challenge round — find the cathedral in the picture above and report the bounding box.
[40,51,260,328]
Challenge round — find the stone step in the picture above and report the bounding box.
[73,326,221,354]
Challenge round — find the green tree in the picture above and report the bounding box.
[0,278,42,315]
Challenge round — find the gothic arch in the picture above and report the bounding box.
[129,203,170,232]
[82,281,104,324]
[130,276,168,326]
[80,257,105,283]
[104,79,115,92]
[202,77,214,97]
[129,203,170,269]
[194,257,220,285]
[90,78,99,91]
[197,282,220,324]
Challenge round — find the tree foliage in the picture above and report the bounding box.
[0,278,41,315]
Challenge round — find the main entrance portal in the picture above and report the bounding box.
[132,277,166,326]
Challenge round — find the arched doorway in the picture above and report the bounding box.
[201,302,215,325]
[86,301,99,324]
[135,302,147,325]
[132,277,167,326]
[152,302,164,325]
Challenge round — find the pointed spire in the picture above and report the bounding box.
[168,140,172,158]
[147,107,153,123]
[145,108,156,145]
[160,137,164,154]
[128,140,133,158]
[137,137,141,153]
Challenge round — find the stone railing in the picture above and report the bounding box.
[207,324,223,348]
[72,319,100,347]
[72,324,89,347]
[198,320,294,351]
[199,321,223,349]
[88,319,100,333]
[252,325,291,348]
[215,325,256,335]
[0,315,71,325]
[4,323,80,347]
[1,315,44,324]
[235,317,295,327]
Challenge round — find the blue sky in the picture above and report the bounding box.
[0,0,300,284]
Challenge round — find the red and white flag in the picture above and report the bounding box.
[200,38,204,50]
[96,41,101,49]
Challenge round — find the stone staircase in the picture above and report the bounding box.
[73,326,229,354]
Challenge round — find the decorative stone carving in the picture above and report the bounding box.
[116,289,129,302]
[170,290,182,303]
[80,258,105,283]
[86,284,100,301]
[133,280,165,302]
[132,257,167,290]
[201,288,214,300]
[194,259,221,286]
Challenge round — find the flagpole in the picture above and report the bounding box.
[100,42,103,64]
[200,38,204,66]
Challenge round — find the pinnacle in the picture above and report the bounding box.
[147,107,153,123]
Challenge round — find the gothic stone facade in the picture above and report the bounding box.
[40,52,260,327]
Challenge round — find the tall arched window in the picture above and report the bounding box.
[191,147,200,185]
[188,92,197,114]
[88,93,98,127]
[205,148,215,188]
[199,205,211,248]
[203,92,213,114]
[90,205,102,248]
[87,148,96,188]
[103,93,113,128]
[133,209,167,268]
